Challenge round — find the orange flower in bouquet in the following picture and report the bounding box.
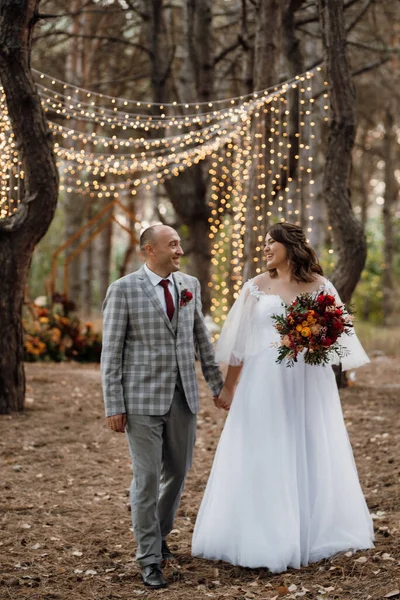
[272,292,354,367]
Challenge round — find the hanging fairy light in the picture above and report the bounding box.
[0,65,330,325]
[206,67,329,332]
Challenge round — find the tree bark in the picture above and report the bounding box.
[317,0,367,303]
[242,0,282,282]
[179,0,213,103]
[99,216,113,303]
[163,166,212,308]
[81,201,93,317]
[117,194,136,281]
[149,0,214,312]
[0,0,59,413]
[63,0,89,307]
[382,109,398,326]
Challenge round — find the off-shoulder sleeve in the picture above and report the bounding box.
[325,280,370,371]
[215,280,261,365]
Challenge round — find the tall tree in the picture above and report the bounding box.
[242,0,283,281]
[0,0,59,413]
[317,0,367,302]
[148,0,216,312]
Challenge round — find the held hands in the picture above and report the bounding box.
[213,386,234,411]
[107,413,127,433]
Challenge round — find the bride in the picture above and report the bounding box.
[192,222,374,573]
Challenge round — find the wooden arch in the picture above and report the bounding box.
[49,199,139,300]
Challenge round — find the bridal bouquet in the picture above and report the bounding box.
[272,292,354,367]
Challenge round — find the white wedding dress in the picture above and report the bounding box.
[192,279,374,572]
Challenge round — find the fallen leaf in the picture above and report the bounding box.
[276,586,289,596]
[288,584,297,592]
[384,591,400,599]
[31,543,41,550]
[382,553,395,561]
[371,511,386,520]
[72,550,83,557]
[84,569,97,576]
[354,556,368,563]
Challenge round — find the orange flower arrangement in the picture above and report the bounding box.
[23,299,102,363]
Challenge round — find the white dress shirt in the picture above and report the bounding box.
[144,263,177,313]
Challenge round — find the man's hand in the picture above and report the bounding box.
[107,413,127,433]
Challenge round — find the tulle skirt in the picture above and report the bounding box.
[192,349,374,572]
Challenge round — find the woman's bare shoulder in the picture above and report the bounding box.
[252,272,271,286]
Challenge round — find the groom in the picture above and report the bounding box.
[101,224,224,589]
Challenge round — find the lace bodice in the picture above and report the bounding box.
[247,278,329,305]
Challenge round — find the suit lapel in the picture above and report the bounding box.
[173,273,183,330]
[137,266,175,336]
[172,273,185,331]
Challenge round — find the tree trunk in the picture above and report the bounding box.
[163,165,213,312]
[99,221,112,301]
[317,0,367,303]
[0,0,59,413]
[317,0,367,388]
[382,109,397,326]
[179,0,213,103]
[118,194,136,281]
[242,0,282,282]
[283,0,304,194]
[0,244,29,412]
[149,0,214,311]
[81,202,93,317]
[63,0,86,306]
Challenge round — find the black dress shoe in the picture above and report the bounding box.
[161,540,175,560]
[141,563,167,589]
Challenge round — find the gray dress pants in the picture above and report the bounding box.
[125,385,196,567]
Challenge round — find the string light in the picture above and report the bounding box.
[206,67,330,332]
[0,66,331,326]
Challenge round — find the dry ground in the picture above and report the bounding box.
[1,358,399,600]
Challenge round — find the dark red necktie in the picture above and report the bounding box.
[159,280,175,321]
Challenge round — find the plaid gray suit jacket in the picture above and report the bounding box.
[101,265,224,417]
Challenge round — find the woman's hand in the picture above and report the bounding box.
[216,386,234,411]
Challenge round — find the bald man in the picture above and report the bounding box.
[101,225,223,589]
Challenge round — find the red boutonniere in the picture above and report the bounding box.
[180,289,193,307]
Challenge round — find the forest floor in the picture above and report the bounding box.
[1,358,399,600]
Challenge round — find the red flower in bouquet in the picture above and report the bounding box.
[272,292,354,367]
[180,289,193,307]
